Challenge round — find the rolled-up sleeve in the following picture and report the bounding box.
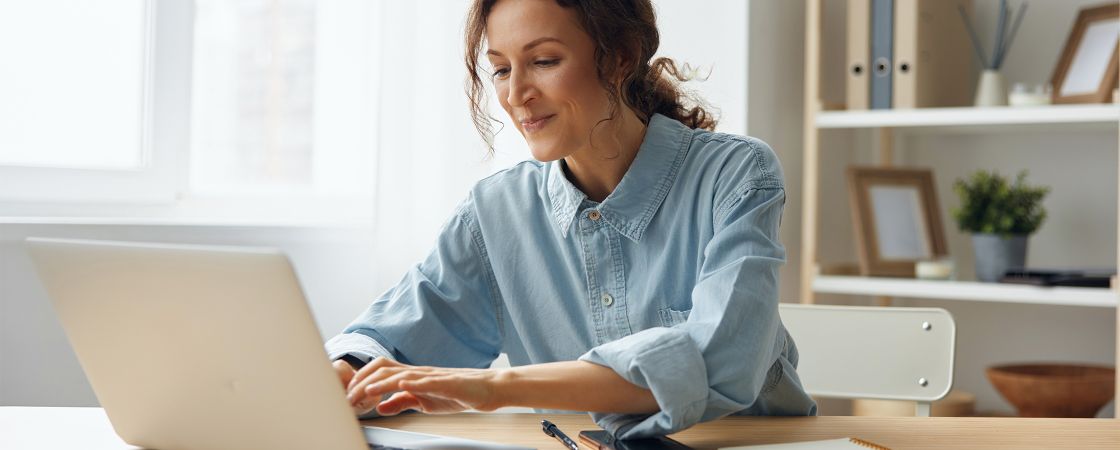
[325,196,504,370]
[580,185,794,438]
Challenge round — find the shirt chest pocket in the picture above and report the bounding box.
[658,306,692,327]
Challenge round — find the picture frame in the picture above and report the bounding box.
[1050,4,1120,104]
[847,167,948,277]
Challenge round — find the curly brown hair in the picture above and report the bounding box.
[464,0,717,151]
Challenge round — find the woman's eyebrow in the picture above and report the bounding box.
[486,36,565,57]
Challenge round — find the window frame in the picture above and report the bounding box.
[0,0,378,226]
[0,0,190,206]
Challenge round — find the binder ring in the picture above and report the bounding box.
[873,57,891,77]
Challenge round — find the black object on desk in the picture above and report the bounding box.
[577,430,693,450]
[542,420,579,450]
[999,268,1115,288]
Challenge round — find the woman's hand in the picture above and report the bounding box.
[345,357,506,416]
[340,358,656,417]
[333,359,357,386]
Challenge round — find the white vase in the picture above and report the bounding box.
[974,69,1008,107]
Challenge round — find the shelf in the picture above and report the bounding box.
[815,104,1120,131]
[802,0,1120,416]
[812,275,1117,308]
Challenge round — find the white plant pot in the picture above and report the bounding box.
[974,70,1009,107]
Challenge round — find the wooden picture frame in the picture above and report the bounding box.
[847,167,948,277]
[1051,4,1120,104]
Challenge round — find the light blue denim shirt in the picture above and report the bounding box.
[325,113,817,437]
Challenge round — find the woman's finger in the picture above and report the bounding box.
[376,391,422,416]
[332,360,355,388]
[363,368,432,398]
[348,365,406,406]
[348,357,399,391]
[352,399,375,416]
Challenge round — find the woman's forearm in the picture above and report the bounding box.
[494,360,659,414]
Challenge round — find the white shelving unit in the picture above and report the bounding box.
[816,104,1120,130]
[808,104,1120,310]
[801,108,1119,308]
[800,0,1120,413]
[813,274,1116,308]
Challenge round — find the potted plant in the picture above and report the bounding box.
[952,170,1049,282]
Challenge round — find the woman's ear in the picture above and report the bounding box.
[611,51,636,88]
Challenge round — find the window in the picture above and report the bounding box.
[0,0,183,206]
[192,0,379,201]
[0,0,378,224]
[0,0,148,170]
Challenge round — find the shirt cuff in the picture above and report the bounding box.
[325,333,397,420]
[325,332,394,363]
[578,327,708,438]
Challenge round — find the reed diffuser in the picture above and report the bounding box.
[959,0,1030,106]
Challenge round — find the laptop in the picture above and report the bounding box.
[26,237,532,450]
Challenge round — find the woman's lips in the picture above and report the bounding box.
[520,114,555,133]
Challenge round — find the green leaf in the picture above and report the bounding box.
[952,170,1049,236]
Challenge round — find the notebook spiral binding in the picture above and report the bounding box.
[849,437,891,450]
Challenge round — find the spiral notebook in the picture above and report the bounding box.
[720,437,890,450]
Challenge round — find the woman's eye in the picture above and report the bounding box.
[492,67,510,79]
[534,59,559,67]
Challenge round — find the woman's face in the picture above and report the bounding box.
[485,0,614,162]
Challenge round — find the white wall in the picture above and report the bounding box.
[655,0,748,134]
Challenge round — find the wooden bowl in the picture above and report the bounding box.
[986,363,1115,417]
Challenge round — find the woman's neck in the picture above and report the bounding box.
[562,110,648,203]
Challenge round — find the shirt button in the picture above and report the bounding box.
[587,210,601,221]
[601,293,614,306]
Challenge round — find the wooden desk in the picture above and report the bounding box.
[2,407,1117,449]
[373,413,1120,449]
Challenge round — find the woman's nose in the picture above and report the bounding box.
[506,70,537,106]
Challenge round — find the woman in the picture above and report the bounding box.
[329,0,816,438]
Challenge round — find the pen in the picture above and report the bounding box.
[541,419,579,450]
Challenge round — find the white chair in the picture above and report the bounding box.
[779,304,956,417]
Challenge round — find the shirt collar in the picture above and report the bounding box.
[547,113,692,241]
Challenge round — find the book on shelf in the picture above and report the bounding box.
[869,0,893,109]
[892,0,973,109]
[846,0,871,110]
[999,268,1116,288]
[844,0,973,110]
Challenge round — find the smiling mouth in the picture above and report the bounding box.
[520,114,555,133]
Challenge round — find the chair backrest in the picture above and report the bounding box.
[779,304,956,416]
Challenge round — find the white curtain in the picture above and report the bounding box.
[369,1,529,289]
